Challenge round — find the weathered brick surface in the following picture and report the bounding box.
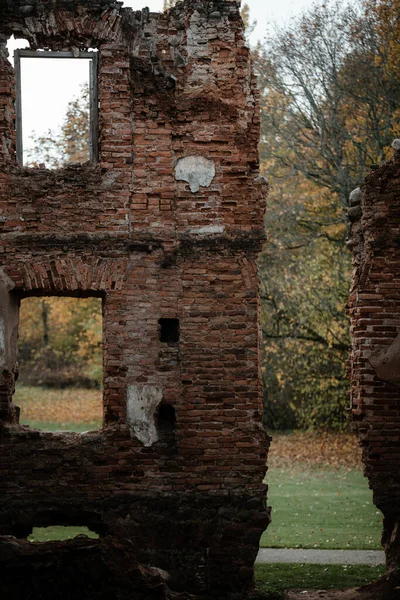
[0,536,199,600]
[0,0,269,595]
[348,146,400,570]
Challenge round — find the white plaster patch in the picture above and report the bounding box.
[188,225,225,235]
[175,156,216,193]
[126,385,163,447]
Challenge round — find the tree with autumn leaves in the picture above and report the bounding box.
[27,83,90,168]
[257,0,400,429]
[18,297,103,388]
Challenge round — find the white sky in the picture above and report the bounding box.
[7,0,322,164]
[18,57,90,162]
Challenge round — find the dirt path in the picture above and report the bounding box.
[256,549,384,565]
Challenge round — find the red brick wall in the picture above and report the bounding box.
[0,1,269,594]
[0,36,15,163]
[348,145,400,570]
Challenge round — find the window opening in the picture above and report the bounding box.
[28,526,99,542]
[157,403,176,434]
[14,49,98,167]
[159,318,180,343]
[15,296,103,432]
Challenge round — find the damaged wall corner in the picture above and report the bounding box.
[348,140,400,573]
[0,268,19,422]
[369,331,400,387]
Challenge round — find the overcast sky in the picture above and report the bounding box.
[7,0,323,164]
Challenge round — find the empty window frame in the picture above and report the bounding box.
[14,50,98,166]
[15,296,103,433]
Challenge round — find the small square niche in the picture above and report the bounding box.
[159,318,180,343]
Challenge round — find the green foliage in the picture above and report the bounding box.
[28,526,99,542]
[18,298,103,388]
[259,175,351,430]
[255,564,385,595]
[261,467,382,550]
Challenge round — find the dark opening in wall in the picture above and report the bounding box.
[159,318,180,343]
[157,403,176,434]
[15,296,103,432]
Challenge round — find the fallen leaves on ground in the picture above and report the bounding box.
[13,385,102,424]
[268,431,363,470]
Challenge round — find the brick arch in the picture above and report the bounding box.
[7,257,128,294]
[1,256,129,426]
[0,3,138,49]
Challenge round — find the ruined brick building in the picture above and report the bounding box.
[347,142,400,576]
[2,1,400,598]
[0,0,270,597]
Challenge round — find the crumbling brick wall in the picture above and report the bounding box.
[0,0,269,596]
[348,142,400,571]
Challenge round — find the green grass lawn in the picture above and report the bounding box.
[23,421,101,433]
[29,526,99,542]
[261,466,382,550]
[255,564,386,597]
